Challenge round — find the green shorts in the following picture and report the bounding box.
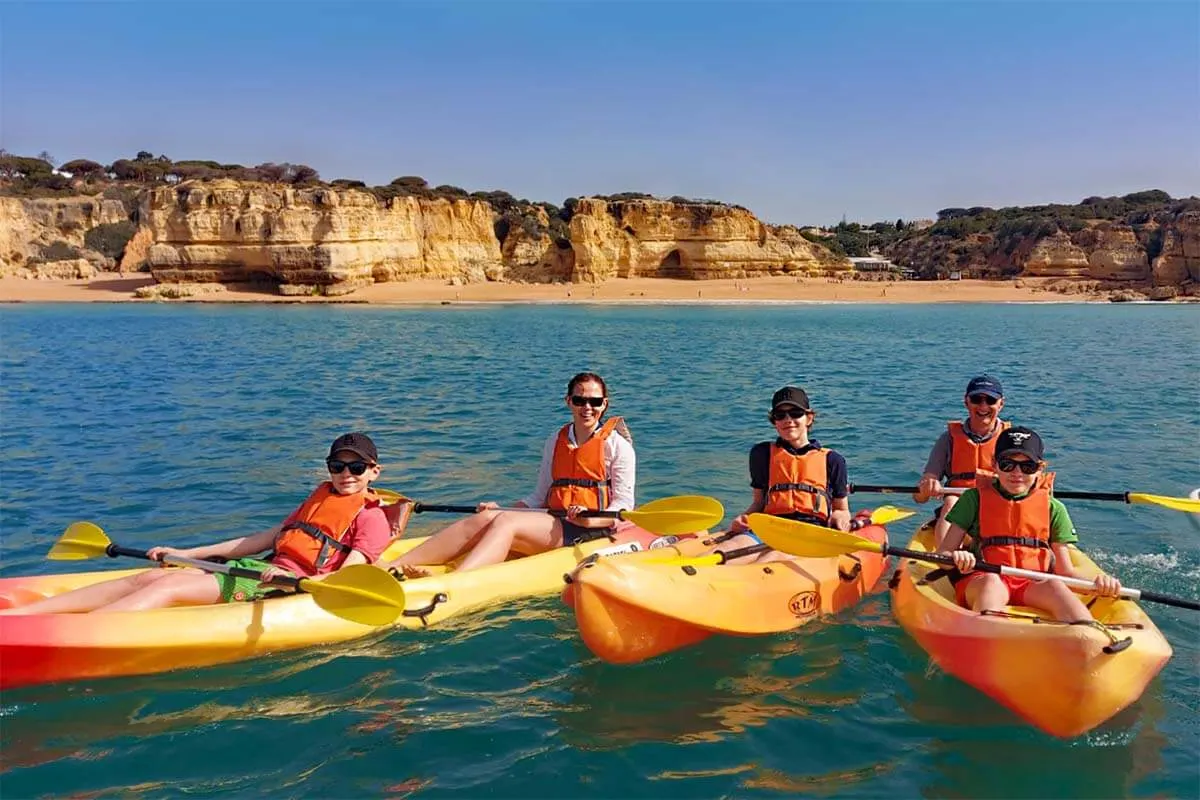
[215,558,295,604]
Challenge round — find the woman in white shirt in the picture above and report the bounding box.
[381,372,636,576]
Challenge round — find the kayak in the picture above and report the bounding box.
[0,522,670,690]
[889,522,1172,738]
[564,517,890,664]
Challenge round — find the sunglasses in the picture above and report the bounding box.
[998,458,1040,475]
[968,394,1000,406]
[770,408,810,422]
[327,459,374,476]
[570,395,606,408]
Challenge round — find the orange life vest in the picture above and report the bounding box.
[977,472,1056,572]
[274,482,380,574]
[546,417,628,511]
[763,444,830,520]
[947,419,1011,487]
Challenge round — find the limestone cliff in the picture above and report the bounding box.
[144,181,502,294]
[0,194,134,278]
[885,204,1200,293]
[560,198,840,281]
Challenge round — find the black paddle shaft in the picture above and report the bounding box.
[103,543,303,589]
[414,503,620,518]
[850,484,1131,503]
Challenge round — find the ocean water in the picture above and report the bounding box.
[0,302,1197,799]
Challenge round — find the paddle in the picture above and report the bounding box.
[747,513,1200,611]
[652,505,918,569]
[410,494,725,536]
[850,483,1200,513]
[47,522,408,626]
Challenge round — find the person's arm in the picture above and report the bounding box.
[604,433,636,511]
[916,432,951,503]
[827,450,851,531]
[517,431,558,509]
[938,489,979,554]
[732,444,770,532]
[150,525,282,562]
[342,506,392,566]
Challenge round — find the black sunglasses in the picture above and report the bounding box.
[770,408,809,422]
[327,459,374,476]
[998,458,1040,475]
[968,394,1000,406]
[570,395,605,408]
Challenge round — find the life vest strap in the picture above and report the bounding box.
[979,535,1051,550]
[767,481,827,496]
[947,471,976,482]
[551,477,610,489]
[282,521,354,554]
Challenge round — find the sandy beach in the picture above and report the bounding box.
[0,275,1110,305]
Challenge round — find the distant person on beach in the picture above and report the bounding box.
[2,434,392,614]
[379,372,636,576]
[719,385,853,563]
[914,374,1010,548]
[938,427,1121,621]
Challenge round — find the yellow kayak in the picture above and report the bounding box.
[890,523,1172,738]
[0,525,663,690]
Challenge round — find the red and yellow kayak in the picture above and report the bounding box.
[0,523,668,691]
[564,521,890,664]
[890,523,1172,738]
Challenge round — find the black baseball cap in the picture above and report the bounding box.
[965,374,1004,399]
[771,386,811,411]
[994,426,1043,461]
[327,432,378,464]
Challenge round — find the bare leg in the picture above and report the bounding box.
[963,573,1011,613]
[455,512,563,572]
[932,495,960,550]
[0,569,178,615]
[97,571,222,612]
[1022,579,1093,622]
[381,510,503,571]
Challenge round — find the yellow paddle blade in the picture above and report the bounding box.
[622,496,725,535]
[1128,493,1200,513]
[300,564,408,627]
[869,505,917,526]
[47,522,112,561]
[747,513,885,559]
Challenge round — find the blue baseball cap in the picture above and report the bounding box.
[965,374,1003,399]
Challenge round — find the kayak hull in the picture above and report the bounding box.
[890,523,1172,738]
[566,522,890,664]
[0,525,670,690]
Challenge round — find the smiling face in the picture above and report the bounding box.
[325,448,381,495]
[964,391,1004,430]
[769,403,813,446]
[566,379,607,432]
[996,452,1042,494]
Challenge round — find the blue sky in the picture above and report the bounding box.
[1,1,1196,225]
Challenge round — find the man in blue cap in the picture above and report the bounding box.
[915,374,1011,547]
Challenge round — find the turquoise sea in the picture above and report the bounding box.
[1,302,1197,799]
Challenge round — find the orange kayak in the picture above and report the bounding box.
[565,521,890,664]
[890,523,1172,738]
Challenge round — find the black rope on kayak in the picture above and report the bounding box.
[400,593,448,627]
[1070,619,1134,654]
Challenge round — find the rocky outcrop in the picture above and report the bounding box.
[560,198,839,282]
[144,181,502,295]
[886,207,1198,293]
[1151,211,1200,286]
[0,195,131,275]
[142,185,843,292]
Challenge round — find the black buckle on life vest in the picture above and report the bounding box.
[550,478,610,488]
[979,535,1050,550]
